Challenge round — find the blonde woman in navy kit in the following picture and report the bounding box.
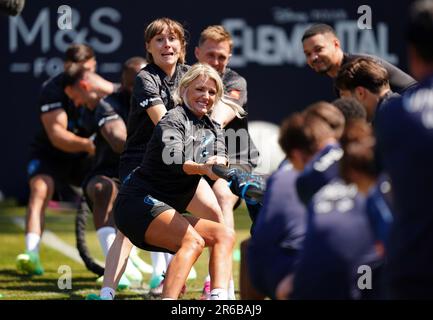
[95,64,235,300]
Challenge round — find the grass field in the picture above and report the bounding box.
[0,201,252,300]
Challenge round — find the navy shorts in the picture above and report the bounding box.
[114,193,175,253]
[27,152,91,186]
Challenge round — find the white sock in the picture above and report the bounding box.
[205,274,211,283]
[210,288,228,300]
[96,227,116,257]
[25,232,41,253]
[162,298,175,300]
[228,279,236,300]
[100,287,115,300]
[164,253,173,269]
[130,246,138,257]
[151,252,167,277]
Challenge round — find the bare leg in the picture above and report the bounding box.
[144,210,205,299]
[240,238,266,300]
[184,215,235,291]
[187,178,224,223]
[85,175,117,229]
[102,232,133,290]
[212,178,238,230]
[26,174,54,236]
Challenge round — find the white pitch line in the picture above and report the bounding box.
[12,217,104,265]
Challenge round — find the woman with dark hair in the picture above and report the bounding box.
[119,18,225,294]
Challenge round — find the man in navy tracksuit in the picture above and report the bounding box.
[375,0,433,299]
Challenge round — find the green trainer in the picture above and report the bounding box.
[85,293,110,300]
[96,275,130,290]
[16,251,44,276]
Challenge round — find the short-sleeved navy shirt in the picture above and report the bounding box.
[31,73,95,160]
[119,63,189,179]
[90,90,130,175]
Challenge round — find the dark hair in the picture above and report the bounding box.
[332,97,367,121]
[407,0,433,63]
[279,107,341,159]
[301,23,337,42]
[304,101,345,139]
[144,18,187,64]
[278,112,317,158]
[63,63,87,87]
[335,57,389,94]
[122,56,147,89]
[122,56,147,72]
[340,120,378,182]
[65,44,95,63]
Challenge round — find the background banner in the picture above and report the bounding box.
[0,0,413,201]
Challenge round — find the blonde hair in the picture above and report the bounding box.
[173,63,224,112]
[198,25,233,52]
[144,18,187,64]
[220,96,246,119]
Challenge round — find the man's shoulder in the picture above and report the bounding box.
[401,78,433,113]
[102,91,127,108]
[39,73,69,110]
[96,96,117,114]
[344,52,386,66]
[223,68,246,85]
[269,162,297,186]
[40,72,65,95]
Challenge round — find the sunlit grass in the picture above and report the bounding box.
[0,203,252,300]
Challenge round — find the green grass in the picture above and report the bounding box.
[0,202,252,300]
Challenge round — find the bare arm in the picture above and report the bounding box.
[211,100,237,128]
[182,160,219,180]
[100,118,127,154]
[275,274,294,300]
[41,109,95,155]
[147,104,168,125]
